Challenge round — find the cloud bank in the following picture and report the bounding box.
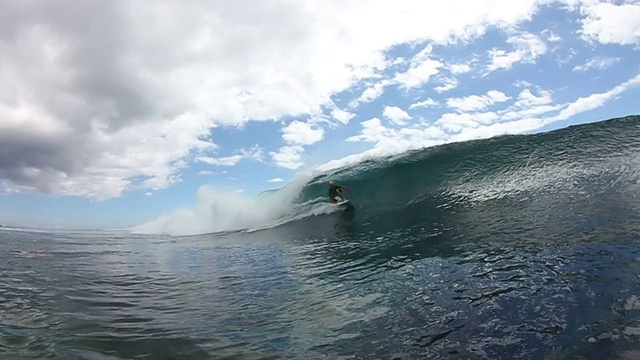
[0,0,638,200]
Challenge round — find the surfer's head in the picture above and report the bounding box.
[329,180,335,186]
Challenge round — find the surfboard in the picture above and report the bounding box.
[335,200,350,206]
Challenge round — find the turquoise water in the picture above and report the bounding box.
[2,115,640,359]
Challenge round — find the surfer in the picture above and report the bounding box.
[329,180,350,203]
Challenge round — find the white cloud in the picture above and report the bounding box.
[198,146,263,167]
[198,155,243,167]
[579,2,640,45]
[513,88,553,107]
[382,106,412,126]
[501,104,564,121]
[355,80,392,105]
[573,57,621,72]
[542,29,562,43]
[331,107,356,125]
[267,177,285,183]
[486,32,547,73]
[394,59,443,89]
[198,170,213,176]
[513,80,533,88]
[497,88,560,121]
[394,45,443,89]
[448,63,473,74]
[273,120,323,168]
[409,98,439,109]
[436,112,500,132]
[446,90,511,112]
[549,74,640,121]
[434,77,459,93]
[319,119,447,172]
[282,120,324,145]
[346,118,396,143]
[355,45,444,104]
[0,109,214,199]
[345,117,445,154]
[270,145,305,170]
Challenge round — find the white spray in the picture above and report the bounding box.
[131,174,338,236]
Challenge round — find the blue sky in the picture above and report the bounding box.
[0,0,639,230]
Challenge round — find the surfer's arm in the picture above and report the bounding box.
[341,186,351,191]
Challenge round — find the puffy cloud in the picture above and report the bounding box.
[355,80,392,105]
[448,63,473,74]
[271,120,323,169]
[446,90,511,112]
[393,45,443,89]
[485,33,548,73]
[281,120,324,146]
[394,59,443,90]
[267,177,285,183]
[436,111,500,132]
[579,2,640,45]
[434,77,459,93]
[409,98,439,109]
[499,91,564,122]
[346,118,396,144]
[331,108,356,125]
[382,106,412,126]
[513,88,553,107]
[0,109,214,199]
[270,145,305,170]
[347,117,444,146]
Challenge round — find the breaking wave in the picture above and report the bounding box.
[133,115,640,236]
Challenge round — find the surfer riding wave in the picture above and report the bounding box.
[329,181,351,204]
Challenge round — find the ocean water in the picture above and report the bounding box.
[2,115,640,359]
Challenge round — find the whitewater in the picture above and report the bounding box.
[131,174,347,236]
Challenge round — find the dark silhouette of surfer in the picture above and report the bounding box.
[328,180,350,203]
